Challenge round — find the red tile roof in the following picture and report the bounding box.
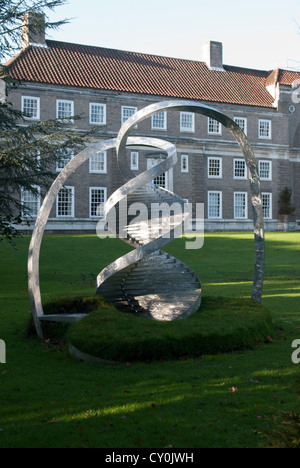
[266,68,300,87]
[4,40,300,108]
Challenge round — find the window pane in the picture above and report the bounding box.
[90,104,105,124]
[180,112,194,131]
[262,193,272,219]
[90,188,106,217]
[181,155,189,172]
[259,161,271,180]
[122,107,137,124]
[131,152,139,170]
[234,193,247,218]
[90,152,106,173]
[234,117,247,133]
[234,160,246,178]
[57,101,73,119]
[21,187,40,217]
[57,188,73,217]
[147,159,167,188]
[208,158,221,177]
[152,112,166,129]
[154,172,166,188]
[259,120,271,138]
[208,192,221,218]
[208,118,220,134]
[22,98,39,119]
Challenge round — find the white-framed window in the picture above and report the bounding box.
[234,192,248,219]
[262,192,272,219]
[208,117,222,135]
[152,111,167,130]
[122,106,138,126]
[234,159,247,179]
[208,157,222,179]
[234,117,247,135]
[208,191,222,219]
[130,151,139,171]
[181,154,189,173]
[56,186,74,218]
[22,96,40,120]
[56,148,74,171]
[180,112,195,132]
[21,186,40,217]
[259,119,272,139]
[90,187,107,218]
[89,103,106,125]
[89,151,107,173]
[56,100,74,122]
[259,160,272,181]
[147,158,168,189]
[154,172,167,188]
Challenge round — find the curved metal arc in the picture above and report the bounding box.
[116,101,215,180]
[117,99,258,178]
[116,100,264,302]
[28,139,117,339]
[104,136,177,215]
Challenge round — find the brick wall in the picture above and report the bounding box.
[7,83,300,230]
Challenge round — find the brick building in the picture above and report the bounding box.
[2,14,300,232]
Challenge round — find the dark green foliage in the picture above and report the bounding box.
[0,1,95,244]
[0,0,68,61]
[0,116,93,243]
[278,187,295,216]
[266,412,300,448]
[43,295,110,316]
[27,296,109,340]
[40,295,273,362]
[265,375,300,448]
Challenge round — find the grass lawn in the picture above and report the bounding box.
[0,232,299,448]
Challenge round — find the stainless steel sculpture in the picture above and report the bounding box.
[28,100,265,340]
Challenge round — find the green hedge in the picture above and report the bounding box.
[60,296,273,362]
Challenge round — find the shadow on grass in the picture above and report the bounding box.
[0,350,296,448]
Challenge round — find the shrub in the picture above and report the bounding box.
[278,187,295,216]
[27,295,273,362]
[65,296,273,362]
[266,412,300,448]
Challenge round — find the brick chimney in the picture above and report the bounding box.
[202,41,225,71]
[21,12,46,48]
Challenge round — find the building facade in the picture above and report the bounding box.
[3,15,300,232]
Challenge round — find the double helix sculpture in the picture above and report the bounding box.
[96,134,202,321]
[28,100,265,340]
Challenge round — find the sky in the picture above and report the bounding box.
[46,0,300,71]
